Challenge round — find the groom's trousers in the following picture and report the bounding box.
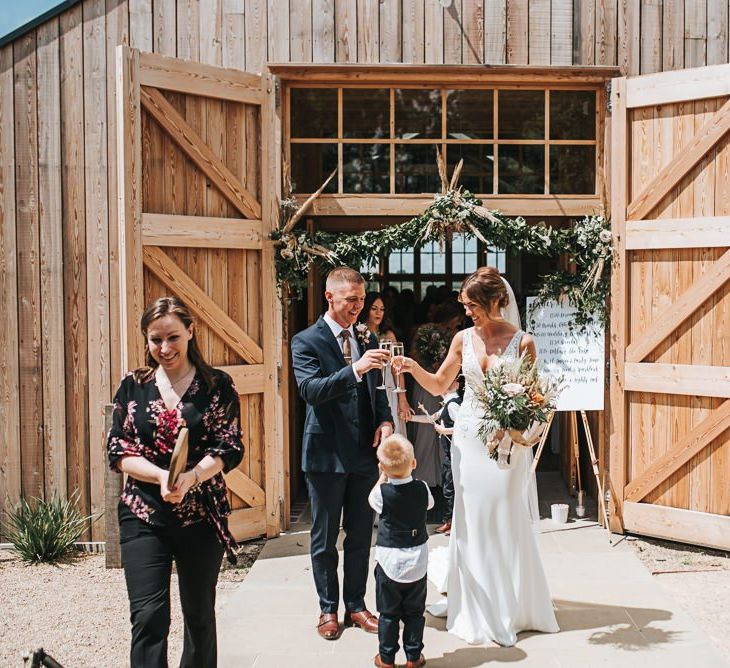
[306,470,378,613]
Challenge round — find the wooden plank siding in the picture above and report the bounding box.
[3,0,730,534]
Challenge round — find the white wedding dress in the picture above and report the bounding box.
[428,327,559,647]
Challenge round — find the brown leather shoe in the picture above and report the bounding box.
[406,655,426,668]
[434,521,451,534]
[317,613,339,640]
[344,609,379,633]
[373,654,395,668]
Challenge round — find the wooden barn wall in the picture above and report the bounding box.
[1,0,729,538]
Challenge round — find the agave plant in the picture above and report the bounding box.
[3,490,93,564]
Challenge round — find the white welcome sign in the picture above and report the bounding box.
[525,297,605,412]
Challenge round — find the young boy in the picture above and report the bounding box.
[433,377,463,535]
[369,434,434,668]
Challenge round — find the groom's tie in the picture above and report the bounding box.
[340,329,352,365]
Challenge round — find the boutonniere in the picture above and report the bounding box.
[355,323,372,347]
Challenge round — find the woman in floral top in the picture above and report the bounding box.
[108,296,244,668]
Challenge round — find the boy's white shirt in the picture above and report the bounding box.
[368,476,434,583]
[441,391,461,422]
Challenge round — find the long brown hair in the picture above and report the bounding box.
[134,296,216,392]
[459,267,508,318]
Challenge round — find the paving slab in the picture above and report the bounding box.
[219,477,728,667]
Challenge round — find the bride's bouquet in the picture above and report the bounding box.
[474,353,562,467]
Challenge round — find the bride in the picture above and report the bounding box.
[395,266,559,647]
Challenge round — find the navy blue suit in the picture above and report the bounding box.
[292,316,393,613]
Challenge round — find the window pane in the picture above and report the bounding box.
[420,241,446,274]
[498,145,544,194]
[395,144,441,193]
[486,248,506,274]
[388,247,415,274]
[550,90,596,140]
[498,90,545,139]
[395,89,441,139]
[388,280,415,294]
[446,90,493,139]
[343,144,390,193]
[290,88,337,138]
[360,256,379,275]
[343,89,389,139]
[290,144,338,193]
[550,145,596,194]
[447,144,494,194]
[451,233,478,274]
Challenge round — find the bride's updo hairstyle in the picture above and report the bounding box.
[459,267,509,316]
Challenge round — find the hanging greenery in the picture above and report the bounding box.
[272,152,612,331]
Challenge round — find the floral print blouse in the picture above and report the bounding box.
[107,368,244,562]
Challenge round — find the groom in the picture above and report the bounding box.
[291,267,394,640]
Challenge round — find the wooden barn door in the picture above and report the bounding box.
[116,47,283,540]
[610,67,730,550]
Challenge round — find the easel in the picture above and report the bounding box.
[530,410,613,544]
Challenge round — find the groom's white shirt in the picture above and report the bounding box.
[323,312,362,382]
[368,476,434,583]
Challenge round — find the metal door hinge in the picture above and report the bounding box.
[605,80,612,113]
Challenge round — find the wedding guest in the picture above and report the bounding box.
[399,323,453,490]
[359,292,397,342]
[107,296,244,668]
[359,293,406,437]
[432,377,464,535]
[369,434,433,668]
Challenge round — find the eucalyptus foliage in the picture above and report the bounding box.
[273,188,611,331]
[3,491,92,564]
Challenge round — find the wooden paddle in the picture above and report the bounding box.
[167,426,189,490]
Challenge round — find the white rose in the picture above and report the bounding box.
[280,248,294,260]
[502,382,526,397]
[599,229,612,243]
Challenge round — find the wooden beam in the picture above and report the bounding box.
[228,505,267,541]
[608,76,628,534]
[268,62,620,84]
[625,249,730,362]
[139,86,262,219]
[262,72,284,538]
[626,216,730,249]
[625,62,730,109]
[623,501,730,551]
[625,400,730,502]
[627,97,730,221]
[224,468,266,507]
[624,362,730,398]
[142,213,263,249]
[139,50,263,103]
[142,247,264,364]
[217,364,265,395]
[116,45,145,372]
[296,194,603,217]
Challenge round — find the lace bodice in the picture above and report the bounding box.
[462,327,524,408]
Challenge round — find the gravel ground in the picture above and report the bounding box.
[627,534,730,662]
[0,539,264,668]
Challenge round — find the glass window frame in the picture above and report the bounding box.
[362,237,507,302]
[286,84,599,197]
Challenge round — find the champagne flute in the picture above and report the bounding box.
[376,340,392,390]
[391,342,406,393]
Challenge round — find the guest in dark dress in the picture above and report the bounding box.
[107,296,244,668]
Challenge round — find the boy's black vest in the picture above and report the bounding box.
[440,396,462,430]
[376,480,428,548]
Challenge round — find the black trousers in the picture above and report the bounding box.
[374,563,426,663]
[119,503,224,668]
[440,435,454,522]
[306,470,378,614]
